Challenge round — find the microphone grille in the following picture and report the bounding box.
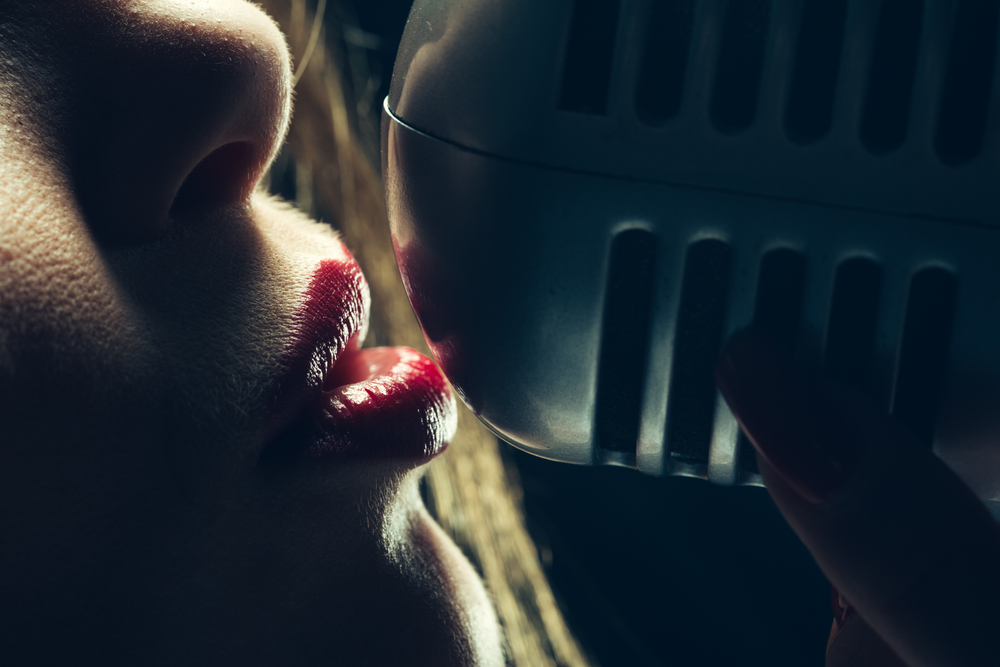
[551,0,999,225]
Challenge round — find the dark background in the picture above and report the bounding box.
[332,2,832,665]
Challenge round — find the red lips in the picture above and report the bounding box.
[266,253,456,465]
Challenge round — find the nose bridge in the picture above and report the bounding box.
[66,2,292,241]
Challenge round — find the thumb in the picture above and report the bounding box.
[716,329,1000,667]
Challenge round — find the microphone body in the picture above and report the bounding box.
[382,0,1000,508]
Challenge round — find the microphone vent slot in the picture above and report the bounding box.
[784,0,848,144]
[934,0,1000,165]
[737,247,807,474]
[891,266,957,447]
[710,0,771,135]
[748,247,808,349]
[666,237,732,466]
[595,228,659,459]
[860,0,926,154]
[823,257,883,392]
[635,0,697,125]
[559,0,623,115]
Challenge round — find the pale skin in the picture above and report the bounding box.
[0,1,501,664]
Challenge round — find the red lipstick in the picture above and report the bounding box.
[310,344,456,460]
[266,254,456,465]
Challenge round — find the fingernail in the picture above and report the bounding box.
[714,328,865,503]
[830,584,856,629]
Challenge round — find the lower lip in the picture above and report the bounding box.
[317,344,457,460]
[271,345,457,464]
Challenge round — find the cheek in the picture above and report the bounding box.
[0,206,265,627]
[0,281,158,601]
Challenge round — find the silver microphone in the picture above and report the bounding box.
[382,0,1000,509]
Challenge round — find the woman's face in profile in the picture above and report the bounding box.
[0,1,500,663]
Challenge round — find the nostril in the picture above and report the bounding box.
[170,141,257,214]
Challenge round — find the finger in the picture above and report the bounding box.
[716,328,1000,667]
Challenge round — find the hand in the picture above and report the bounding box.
[715,329,1000,667]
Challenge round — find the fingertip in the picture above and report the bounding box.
[715,327,865,504]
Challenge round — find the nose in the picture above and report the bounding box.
[57,1,292,242]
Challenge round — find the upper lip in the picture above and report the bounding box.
[261,255,371,449]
